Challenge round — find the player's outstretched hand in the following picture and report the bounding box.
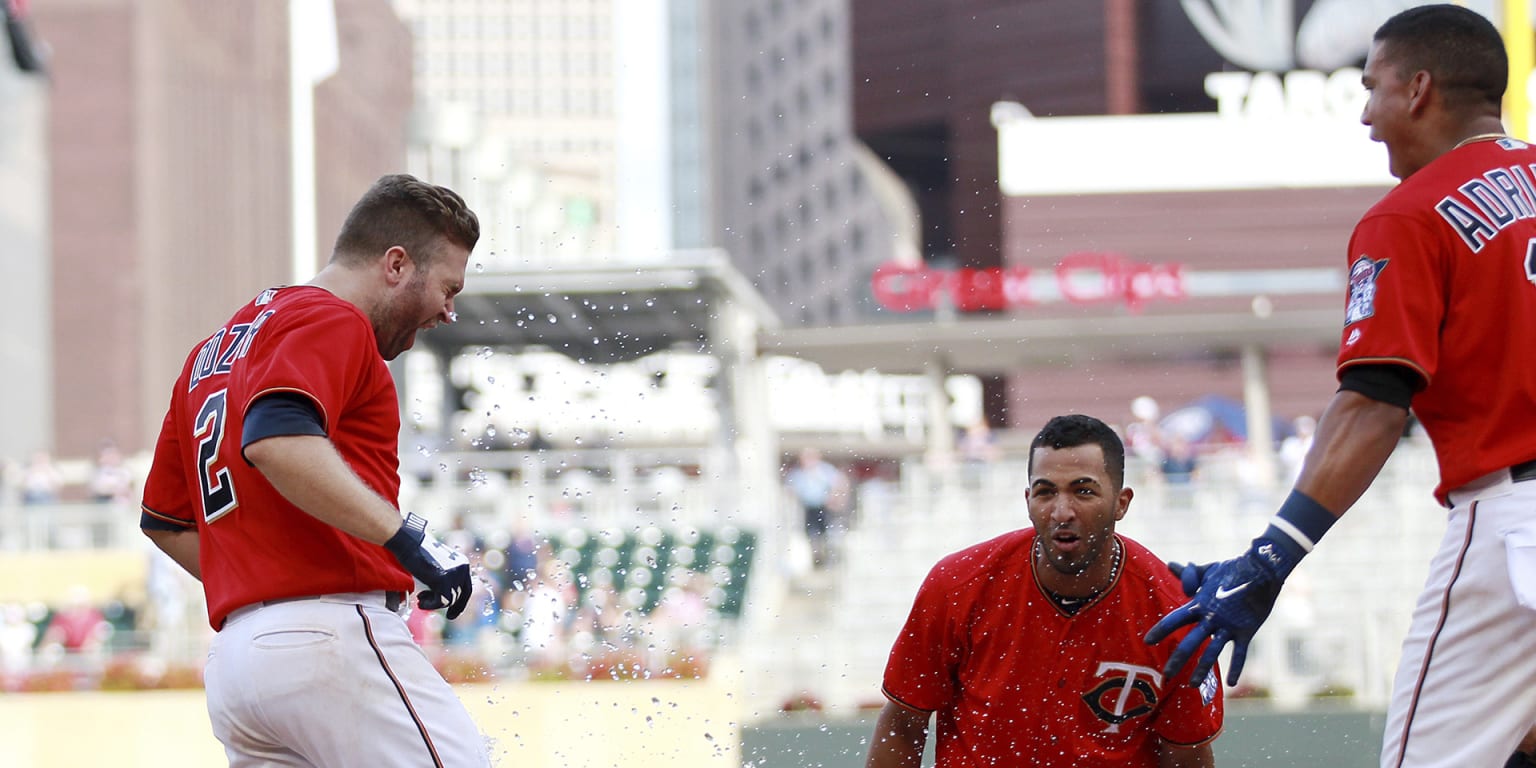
[384,513,473,620]
[1142,549,1285,687]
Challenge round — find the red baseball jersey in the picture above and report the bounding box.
[881,530,1223,767]
[1338,137,1536,500]
[141,286,413,630]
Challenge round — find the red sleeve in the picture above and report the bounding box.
[140,404,195,529]
[881,563,965,712]
[1152,665,1224,747]
[237,304,375,427]
[1337,213,1449,384]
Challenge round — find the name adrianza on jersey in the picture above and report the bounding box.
[188,309,276,392]
[1437,157,1536,252]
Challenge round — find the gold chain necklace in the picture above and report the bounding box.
[1039,536,1123,610]
[1453,132,1509,150]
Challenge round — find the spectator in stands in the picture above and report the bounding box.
[406,604,445,656]
[785,448,848,570]
[19,450,61,505]
[87,440,135,504]
[1279,415,1317,483]
[517,559,576,670]
[441,550,499,650]
[649,571,714,660]
[500,523,541,590]
[958,418,1001,465]
[1159,434,1200,485]
[1125,395,1166,467]
[569,586,631,660]
[0,603,36,679]
[957,418,1001,489]
[40,586,110,657]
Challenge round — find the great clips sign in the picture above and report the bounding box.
[870,254,1186,313]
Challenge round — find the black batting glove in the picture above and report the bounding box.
[384,513,472,620]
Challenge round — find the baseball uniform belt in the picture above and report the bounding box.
[223,591,407,629]
[262,591,405,611]
[1512,459,1536,483]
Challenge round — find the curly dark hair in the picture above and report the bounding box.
[331,174,480,267]
[1028,414,1126,489]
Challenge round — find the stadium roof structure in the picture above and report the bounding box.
[414,249,779,364]
[758,307,1341,375]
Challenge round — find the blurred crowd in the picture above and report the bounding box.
[0,439,137,508]
[0,512,734,691]
[405,521,726,683]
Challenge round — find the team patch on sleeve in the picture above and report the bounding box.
[1200,668,1219,706]
[1345,255,1388,325]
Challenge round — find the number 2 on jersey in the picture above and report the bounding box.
[195,389,238,523]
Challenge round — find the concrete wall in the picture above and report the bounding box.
[0,49,52,460]
[742,705,1388,768]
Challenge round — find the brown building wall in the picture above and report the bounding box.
[36,1,141,458]
[314,0,415,265]
[1001,186,1389,319]
[854,0,1113,270]
[35,0,411,458]
[998,186,1388,431]
[135,1,292,458]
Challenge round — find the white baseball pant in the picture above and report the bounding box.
[204,591,489,767]
[1380,469,1536,767]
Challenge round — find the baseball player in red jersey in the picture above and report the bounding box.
[868,415,1222,768]
[1145,6,1536,767]
[139,175,489,767]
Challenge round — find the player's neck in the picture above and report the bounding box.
[308,263,375,313]
[1035,535,1122,598]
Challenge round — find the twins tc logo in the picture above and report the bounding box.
[1345,255,1388,326]
[1082,662,1162,734]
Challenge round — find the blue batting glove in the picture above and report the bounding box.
[1144,490,1337,687]
[1144,550,1284,686]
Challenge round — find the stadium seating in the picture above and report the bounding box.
[542,525,756,617]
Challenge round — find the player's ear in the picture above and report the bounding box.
[1408,69,1433,115]
[1115,487,1133,521]
[382,246,411,286]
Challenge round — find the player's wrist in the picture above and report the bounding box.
[384,512,427,560]
[1252,490,1336,578]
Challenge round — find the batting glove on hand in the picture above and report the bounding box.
[384,513,472,620]
[1143,549,1286,687]
[1144,490,1337,687]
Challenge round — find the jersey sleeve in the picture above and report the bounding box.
[1152,664,1224,747]
[1336,213,1449,384]
[236,304,375,428]
[881,562,965,712]
[140,404,195,531]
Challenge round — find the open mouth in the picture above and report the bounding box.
[1051,530,1083,554]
